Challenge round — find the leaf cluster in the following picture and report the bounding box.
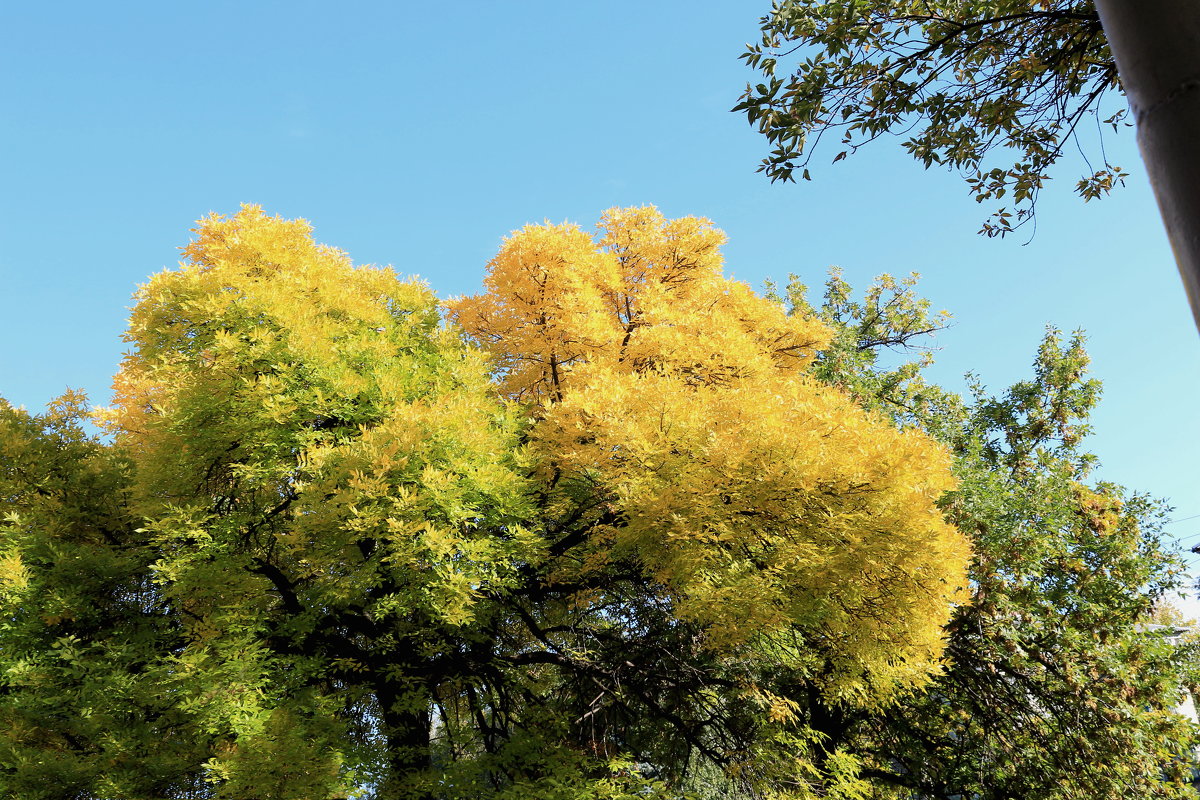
[737,0,1129,236]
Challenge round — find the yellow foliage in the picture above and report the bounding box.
[1071,481,1122,534]
[450,206,970,703]
[102,204,535,636]
[448,206,831,401]
[0,551,29,597]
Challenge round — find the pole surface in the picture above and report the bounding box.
[1093,0,1200,330]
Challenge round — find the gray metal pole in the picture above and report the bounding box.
[1093,0,1200,330]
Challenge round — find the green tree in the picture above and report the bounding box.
[870,332,1199,799]
[774,274,1200,798]
[736,1,1126,237]
[0,392,212,799]
[739,1,1200,328]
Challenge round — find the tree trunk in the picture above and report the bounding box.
[376,683,433,800]
[1093,0,1200,330]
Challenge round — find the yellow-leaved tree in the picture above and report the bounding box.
[97,206,540,799]
[448,206,970,794]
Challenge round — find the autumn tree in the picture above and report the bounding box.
[717,272,1200,799]
[0,206,969,799]
[3,206,1194,800]
[446,207,970,797]
[3,207,543,799]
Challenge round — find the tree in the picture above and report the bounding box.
[0,206,969,799]
[446,207,970,797]
[866,334,1199,799]
[736,1,1126,237]
[3,206,540,799]
[760,274,1200,799]
[738,1,1200,329]
[0,392,213,799]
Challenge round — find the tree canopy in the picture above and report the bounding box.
[736,1,1127,236]
[1,207,1194,799]
[0,206,971,799]
[679,271,1200,799]
[790,278,1200,798]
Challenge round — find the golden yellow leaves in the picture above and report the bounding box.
[454,206,970,703]
[1071,482,1123,535]
[105,202,968,718]
[535,363,967,701]
[0,550,29,599]
[447,206,832,401]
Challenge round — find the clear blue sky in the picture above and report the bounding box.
[3,2,1198,591]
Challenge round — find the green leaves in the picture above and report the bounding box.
[0,398,213,799]
[738,1,1128,236]
[781,273,1200,800]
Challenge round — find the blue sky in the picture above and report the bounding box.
[3,2,1198,593]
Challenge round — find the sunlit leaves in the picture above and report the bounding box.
[0,396,211,798]
[450,207,970,708]
[737,1,1127,236]
[782,274,1200,800]
[85,205,538,797]
[19,206,1183,799]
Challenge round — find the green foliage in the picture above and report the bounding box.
[1,209,1195,799]
[771,273,1200,799]
[0,393,212,798]
[737,1,1130,236]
